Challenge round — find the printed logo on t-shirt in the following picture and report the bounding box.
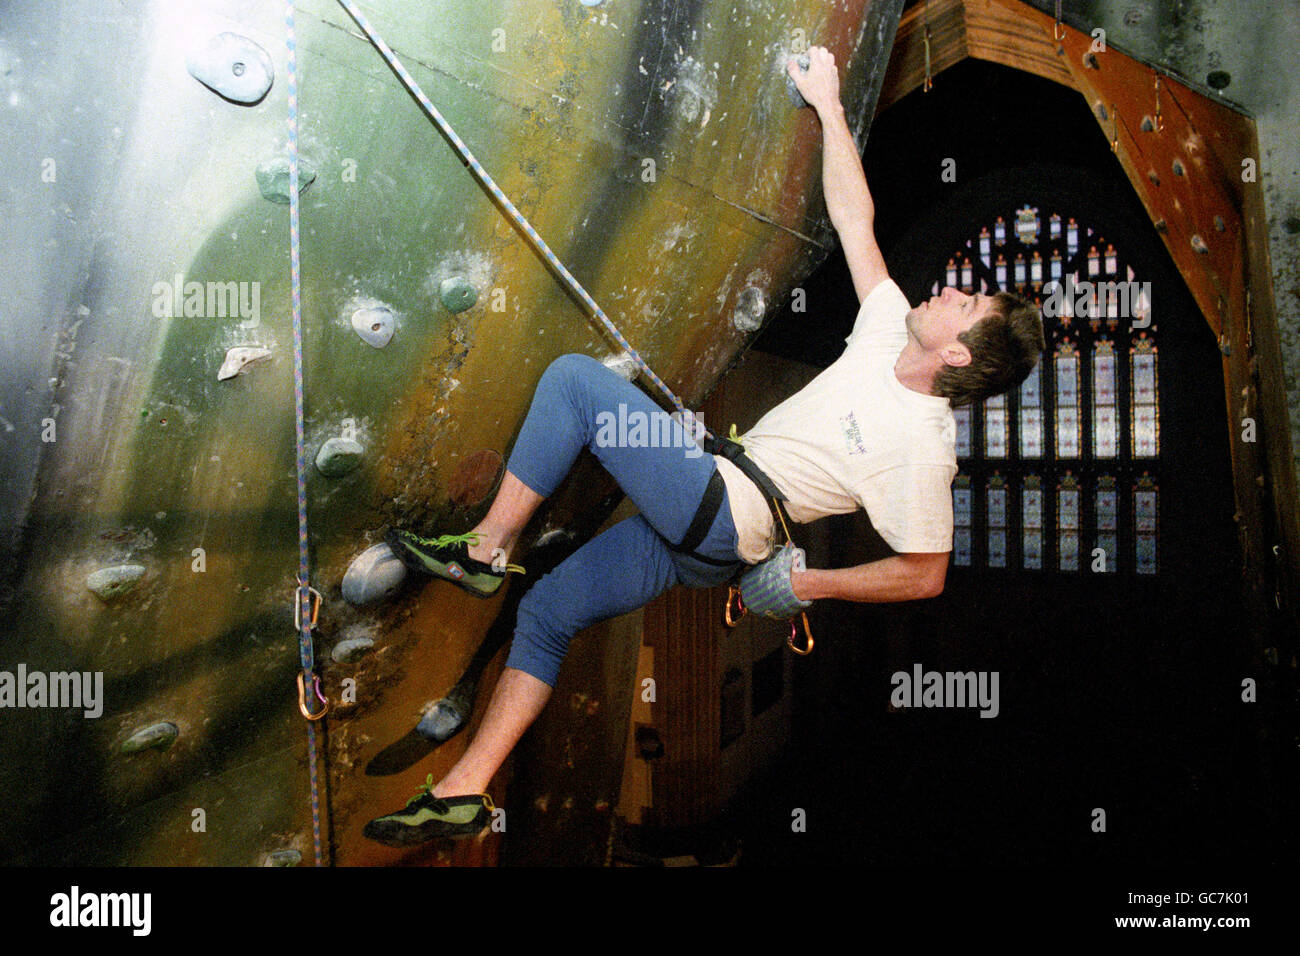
[838,410,868,457]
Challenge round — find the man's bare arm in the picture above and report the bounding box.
[787,46,889,301]
[790,551,949,603]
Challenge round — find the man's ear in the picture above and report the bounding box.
[939,342,972,368]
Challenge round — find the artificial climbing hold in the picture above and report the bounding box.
[314,436,365,478]
[86,564,146,600]
[265,849,302,867]
[121,721,179,754]
[186,32,274,104]
[217,346,272,380]
[416,681,474,742]
[602,351,639,381]
[255,155,317,204]
[732,286,766,332]
[438,276,478,313]
[786,53,811,108]
[331,627,376,663]
[350,305,396,348]
[341,542,406,605]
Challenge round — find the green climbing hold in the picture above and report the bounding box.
[121,721,179,754]
[265,849,302,867]
[255,155,316,204]
[314,437,365,478]
[86,564,146,600]
[439,276,478,313]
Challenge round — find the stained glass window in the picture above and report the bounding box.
[1057,472,1081,572]
[1095,475,1118,573]
[1131,336,1159,457]
[1092,339,1118,458]
[930,202,1160,575]
[987,473,1007,568]
[953,475,972,568]
[955,405,973,459]
[1019,363,1043,458]
[1054,340,1081,459]
[1022,474,1043,570]
[1134,473,1158,574]
[984,393,1009,459]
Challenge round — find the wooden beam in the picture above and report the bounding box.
[964,0,1072,88]
[877,0,968,113]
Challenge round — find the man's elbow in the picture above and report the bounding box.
[908,558,948,600]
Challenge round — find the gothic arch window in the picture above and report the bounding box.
[942,205,1160,575]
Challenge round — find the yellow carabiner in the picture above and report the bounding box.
[787,612,814,656]
[297,672,330,721]
[724,586,747,627]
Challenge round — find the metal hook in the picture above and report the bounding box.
[297,672,330,721]
[1053,0,1065,40]
[293,584,321,632]
[724,586,746,627]
[923,23,933,93]
[1153,73,1164,132]
[1110,103,1119,152]
[787,612,814,656]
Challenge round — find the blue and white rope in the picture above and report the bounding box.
[286,0,327,869]
[334,0,712,439]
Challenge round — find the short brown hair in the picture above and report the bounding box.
[933,291,1045,407]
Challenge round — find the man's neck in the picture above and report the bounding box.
[893,339,942,397]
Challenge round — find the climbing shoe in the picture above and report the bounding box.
[384,528,524,598]
[363,774,494,846]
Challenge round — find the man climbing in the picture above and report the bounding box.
[363,46,1044,846]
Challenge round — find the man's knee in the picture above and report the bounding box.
[541,352,602,388]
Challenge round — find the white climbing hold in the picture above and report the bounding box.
[86,564,146,600]
[186,32,274,104]
[732,286,766,332]
[602,351,640,381]
[121,721,178,754]
[315,437,365,477]
[350,305,396,348]
[217,346,272,381]
[331,624,377,663]
[341,543,406,605]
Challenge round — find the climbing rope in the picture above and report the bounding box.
[333,0,713,440]
[335,2,816,657]
[285,0,329,868]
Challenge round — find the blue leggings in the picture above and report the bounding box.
[504,354,743,686]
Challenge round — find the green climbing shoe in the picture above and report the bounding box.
[384,528,524,598]
[363,775,494,846]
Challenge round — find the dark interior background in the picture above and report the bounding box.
[730,58,1272,865]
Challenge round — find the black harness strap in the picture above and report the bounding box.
[669,438,791,567]
[704,435,788,502]
[668,469,733,565]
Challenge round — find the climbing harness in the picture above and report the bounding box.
[719,444,815,656]
[285,0,328,867]
[334,1,814,655]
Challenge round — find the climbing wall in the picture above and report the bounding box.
[0,0,903,865]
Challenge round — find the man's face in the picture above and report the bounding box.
[905,286,991,365]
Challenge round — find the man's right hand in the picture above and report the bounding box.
[787,46,842,117]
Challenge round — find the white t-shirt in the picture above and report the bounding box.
[716,278,957,563]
